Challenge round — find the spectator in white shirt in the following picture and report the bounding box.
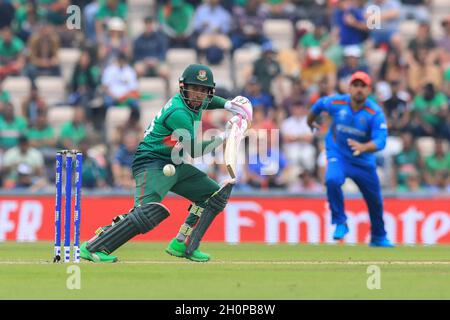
[281,100,316,180]
[101,52,140,113]
[193,0,232,63]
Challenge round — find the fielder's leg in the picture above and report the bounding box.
[350,165,394,247]
[325,157,349,240]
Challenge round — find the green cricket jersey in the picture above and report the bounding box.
[132,93,227,174]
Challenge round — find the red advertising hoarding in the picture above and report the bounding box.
[0,196,449,244]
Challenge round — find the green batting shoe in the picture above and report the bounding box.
[186,248,210,262]
[79,241,118,263]
[165,238,186,258]
[165,238,210,262]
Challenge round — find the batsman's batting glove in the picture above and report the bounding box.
[225,96,253,124]
[218,115,246,141]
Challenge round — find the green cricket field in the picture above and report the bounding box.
[0,242,449,299]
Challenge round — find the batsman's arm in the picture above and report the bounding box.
[182,115,242,158]
[176,137,225,158]
[165,110,226,158]
[187,115,242,157]
[206,95,228,110]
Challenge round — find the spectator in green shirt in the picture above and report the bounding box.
[396,167,425,193]
[298,25,328,49]
[0,78,10,103]
[391,131,422,190]
[13,1,46,42]
[423,138,450,187]
[443,67,450,103]
[159,0,195,48]
[0,102,28,151]
[27,111,56,150]
[0,26,26,79]
[59,106,87,150]
[412,82,448,136]
[442,68,450,140]
[264,0,295,19]
[252,42,282,95]
[95,0,128,40]
[69,50,100,115]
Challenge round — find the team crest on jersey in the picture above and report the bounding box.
[197,70,207,81]
[338,109,347,119]
[359,117,366,126]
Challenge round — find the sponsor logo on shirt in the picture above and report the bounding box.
[336,124,366,137]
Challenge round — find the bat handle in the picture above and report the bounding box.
[237,114,243,127]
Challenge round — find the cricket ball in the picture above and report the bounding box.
[163,164,176,176]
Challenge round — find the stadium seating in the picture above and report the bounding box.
[2,76,31,116]
[399,20,418,43]
[139,77,166,98]
[58,48,81,84]
[140,106,159,134]
[209,57,233,91]
[2,0,449,194]
[365,49,386,77]
[417,137,436,157]
[35,76,66,106]
[47,106,75,136]
[233,46,261,88]
[105,107,131,143]
[167,48,197,95]
[263,19,294,50]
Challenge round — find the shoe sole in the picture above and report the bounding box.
[165,249,185,259]
[333,228,349,240]
[80,252,118,263]
[369,244,395,248]
[333,234,348,240]
[185,255,210,263]
[166,249,209,262]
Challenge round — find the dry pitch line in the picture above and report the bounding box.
[0,260,449,265]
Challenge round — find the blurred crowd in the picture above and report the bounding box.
[0,0,449,193]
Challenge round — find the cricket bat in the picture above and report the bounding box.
[224,118,246,179]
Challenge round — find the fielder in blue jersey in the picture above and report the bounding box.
[307,71,394,247]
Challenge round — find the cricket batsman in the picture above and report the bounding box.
[80,64,252,262]
[307,71,394,247]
